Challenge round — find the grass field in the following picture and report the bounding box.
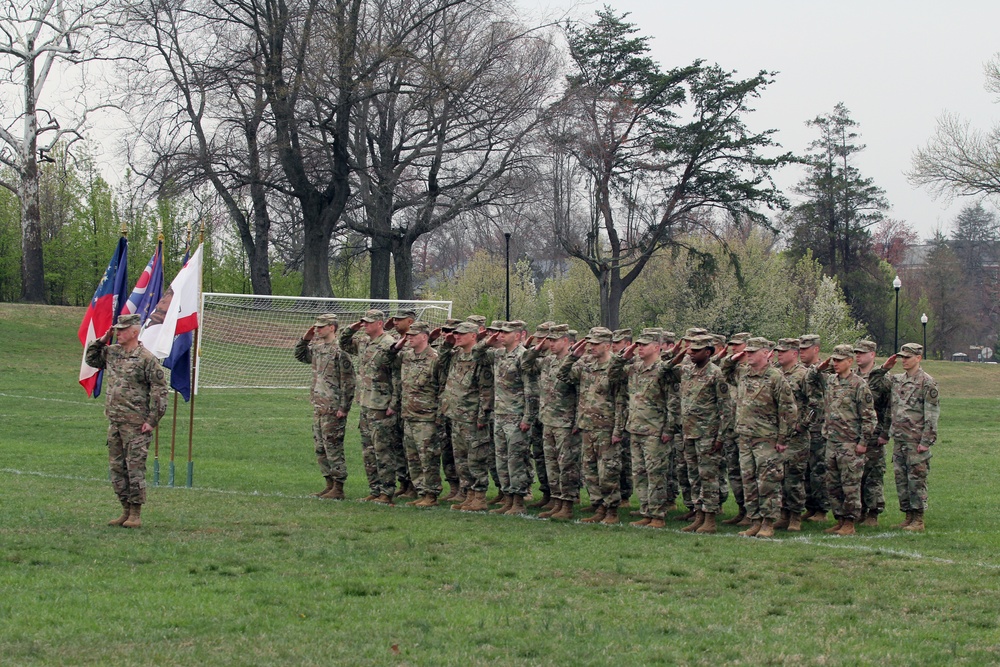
[2,302,1000,666]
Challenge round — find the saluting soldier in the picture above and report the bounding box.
[719,332,751,526]
[799,333,830,522]
[525,322,554,509]
[853,339,892,526]
[611,328,634,509]
[773,338,810,531]
[432,318,464,501]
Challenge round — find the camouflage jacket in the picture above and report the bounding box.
[620,358,670,438]
[813,370,877,444]
[339,329,399,411]
[857,366,893,441]
[476,343,534,420]
[779,362,812,435]
[872,368,940,446]
[86,340,168,427]
[803,362,826,435]
[294,338,356,415]
[721,358,797,442]
[557,354,626,432]
[663,358,729,440]
[523,348,577,429]
[388,345,444,422]
[439,342,485,424]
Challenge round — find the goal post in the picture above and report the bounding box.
[195,293,453,392]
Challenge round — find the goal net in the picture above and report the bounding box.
[196,293,453,391]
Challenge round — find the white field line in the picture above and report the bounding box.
[0,392,300,420]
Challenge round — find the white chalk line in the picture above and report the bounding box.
[0,393,300,420]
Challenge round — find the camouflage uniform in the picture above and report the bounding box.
[86,323,168,507]
[775,339,811,516]
[524,326,581,502]
[873,345,940,513]
[431,318,463,491]
[612,329,634,503]
[722,339,798,522]
[669,327,707,509]
[440,323,491,492]
[814,346,877,522]
[477,325,534,498]
[557,329,626,510]
[340,314,400,498]
[800,335,829,514]
[663,336,730,515]
[719,332,750,513]
[855,340,893,517]
[659,332,683,506]
[294,329,356,484]
[480,321,501,490]
[525,323,551,498]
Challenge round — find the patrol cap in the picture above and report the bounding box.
[688,334,715,351]
[114,313,142,329]
[853,339,877,353]
[744,336,769,352]
[585,327,613,344]
[661,331,676,344]
[765,340,776,351]
[710,334,727,348]
[441,318,462,332]
[453,321,479,335]
[830,344,854,360]
[897,342,923,358]
[547,324,570,339]
[487,320,505,331]
[312,313,338,328]
[799,334,820,349]
[360,309,385,323]
[406,321,431,335]
[683,327,709,340]
[729,332,751,345]
[393,308,417,320]
[636,328,660,345]
[774,337,799,352]
[534,321,554,336]
[612,328,633,342]
[567,329,579,339]
[501,320,524,333]
[466,315,487,327]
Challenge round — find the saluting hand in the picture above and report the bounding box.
[350,320,363,331]
[303,326,315,341]
[882,354,898,370]
[622,342,637,360]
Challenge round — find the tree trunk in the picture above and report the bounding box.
[369,233,391,299]
[392,233,415,300]
[598,267,623,330]
[300,202,335,297]
[20,51,45,303]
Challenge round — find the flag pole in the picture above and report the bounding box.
[186,222,204,488]
[168,223,192,488]
[153,223,164,486]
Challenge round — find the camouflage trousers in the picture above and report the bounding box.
[581,429,621,509]
[779,431,810,514]
[391,416,409,486]
[107,421,151,505]
[739,436,784,521]
[722,437,743,508]
[804,430,830,512]
[494,414,531,497]
[684,436,725,514]
[529,418,547,495]
[313,409,348,483]
[437,420,459,487]
[359,408,398,497]
[860,439,887,515]
[543,424,581,502]
[619,433,633,501]
[449,419,492,492]
[673,434,692,508]
[485,416,501,489]
[630,433,671,519]
[404,419,442,496]
[893,438,931,512]
[825,440,865,521]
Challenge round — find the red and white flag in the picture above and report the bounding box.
[139,245,203,359]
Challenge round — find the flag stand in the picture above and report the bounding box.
[186,327,199,488]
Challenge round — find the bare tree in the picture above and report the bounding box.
[0,0,115,302]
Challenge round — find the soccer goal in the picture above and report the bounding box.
[196,293,453,391]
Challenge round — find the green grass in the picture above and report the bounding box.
[2,302,1000,666]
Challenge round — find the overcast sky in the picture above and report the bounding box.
[526,0,1000,240]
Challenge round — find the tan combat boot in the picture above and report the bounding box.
[580,506,607,523]
[490,495,515,514]
[441,484,460,502]
[414,493,439,508]
[600,507,620,525]
[774,509,791,530]
[755,518,775,538]
[108,500,130,527]
[860,510,879,527]
[787,513,802,532]
[539,499,562,519]
[462,490,489,512]
[722,506,746,525]
[739,519,762,537]
[824,518,846,534]
[807,510,828,523]
[630,516,652,527]
[528,492,551,509]
[320,480,345,500]
[487,490,506,506]
[696,512,717,534]
[122,504,142,529]
[397,482,418,499]
[371,494,394,505]
[834,519,856,535]
[550,500,575,521]
[538,497,557,513]
[359,491,379,502]
[903,510,925,531]
[313,477,334,497]
[800,509,816,521]
[648,517,666,529]
[675,507,696,522]
[681,510,705,533]
[895,511,914,528]
[505,495,527,516]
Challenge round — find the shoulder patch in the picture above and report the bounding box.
[928,388,939,400]
[155,369,165,381]
[719,383,729,394]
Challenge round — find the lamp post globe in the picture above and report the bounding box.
[893,276,902,353]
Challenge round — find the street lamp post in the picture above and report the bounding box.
[893,276,901,353]
[504,231,511,321]
[921,313,928,357]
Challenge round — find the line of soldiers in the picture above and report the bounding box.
[295,310,940,536]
